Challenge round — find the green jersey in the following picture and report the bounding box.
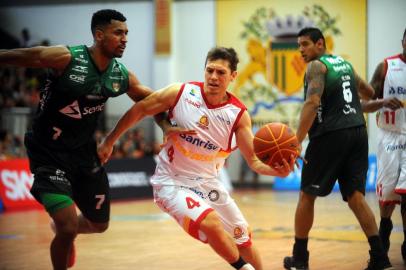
[31,45,129,149]
[305,54,365,139]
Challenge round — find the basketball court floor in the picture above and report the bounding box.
[0,190,404,269]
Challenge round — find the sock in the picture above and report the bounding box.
[230,256,247,270]
[379,218,393,234]
[293,237,309,261]
[379,217,393,252]
[368,235,385,256]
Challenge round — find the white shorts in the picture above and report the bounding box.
[376,129,406,204]
[152,175,251,247]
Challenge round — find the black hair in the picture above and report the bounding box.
[91,9,126,35]
[403,28,406,40]
[298,27,325,47]
[205,47,239,72]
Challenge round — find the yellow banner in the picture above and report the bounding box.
[216,0,366,130]
[155,0,171,55]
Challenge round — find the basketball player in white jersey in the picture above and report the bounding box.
[362,28,406,262]
[98,47,295,270]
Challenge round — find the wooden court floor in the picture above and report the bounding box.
[0,190,404,270]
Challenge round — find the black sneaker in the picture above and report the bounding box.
[283,256,309,270]
[364,251,393,270]
[402,241,406,262]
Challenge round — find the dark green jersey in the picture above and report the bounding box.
[31,45,129,149]
[305,54,365,139]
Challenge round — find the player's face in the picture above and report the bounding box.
[204,59,237,95]
[98,19,128,58]
[298,36,323,63]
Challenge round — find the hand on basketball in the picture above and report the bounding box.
[272,154,296,177]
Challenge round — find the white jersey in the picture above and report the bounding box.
[151,82,246,185]
[376,54,406,134]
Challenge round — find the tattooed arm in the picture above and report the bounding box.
[296,60,327,143]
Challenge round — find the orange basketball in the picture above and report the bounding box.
[253,122,299,167]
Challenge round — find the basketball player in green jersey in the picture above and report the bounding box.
[283,27,393,270]
[0,9,176,270]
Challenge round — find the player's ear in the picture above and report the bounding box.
[94,28,105,42]
[231,70,238,81]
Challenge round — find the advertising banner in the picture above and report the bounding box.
[0,159,42,211]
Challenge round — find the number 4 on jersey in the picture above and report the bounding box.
[186,197,200,209]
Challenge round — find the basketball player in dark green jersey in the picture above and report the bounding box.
[0,9,176,270]
[283,27,393,270]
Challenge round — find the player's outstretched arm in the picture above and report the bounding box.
[98,83,181,164]
[0,45,70,70]
[235,111,294,177]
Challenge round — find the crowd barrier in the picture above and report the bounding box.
[0,157,157,212]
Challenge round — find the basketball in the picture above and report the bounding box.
[253,122,299,167]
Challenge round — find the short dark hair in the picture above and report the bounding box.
[91,9,126,35]
[205,47,239,72]
[403,28,406,40]
[298,27,325,47]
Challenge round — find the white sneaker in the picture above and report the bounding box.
[239,263,255,270]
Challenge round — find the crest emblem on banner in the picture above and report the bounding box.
[233,5,341,129]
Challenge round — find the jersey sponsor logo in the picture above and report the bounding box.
[332,63,352,73]
[59,100,82,119]
[72,65,88,74]
[216,115,231,125]
[172,136,217,162]
[59,100,105,119]
[208,190,219,202]
[75,56,88,64]
[49,169,70,186]
[389,86,406,95]
[233,226,244,239]
[112,82,120,92]
[197,115,209,129]
[185,97,201,108]
[69,74,86,83]
[86,94,105,100]
[179,133,218,150]
[189,89,197,96]
[385,142,406,152]
[83,103,105,115]
[325,56,345,65]
[343,104,357,115]
[109,76,124,80]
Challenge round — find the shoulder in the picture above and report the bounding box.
[227,91,247,110]
[306,60,327,76]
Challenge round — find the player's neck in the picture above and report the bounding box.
[204,91,229,106]
[88,45,112,72]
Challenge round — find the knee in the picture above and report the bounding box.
[89,222,109,233]
[55,220,78,241]
[200,212,223,235]
[347,191,364,209]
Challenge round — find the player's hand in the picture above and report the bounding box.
[97,140,114,165]
[383,97,403,110]
[161,127,197,147]
[272,154,296,177]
